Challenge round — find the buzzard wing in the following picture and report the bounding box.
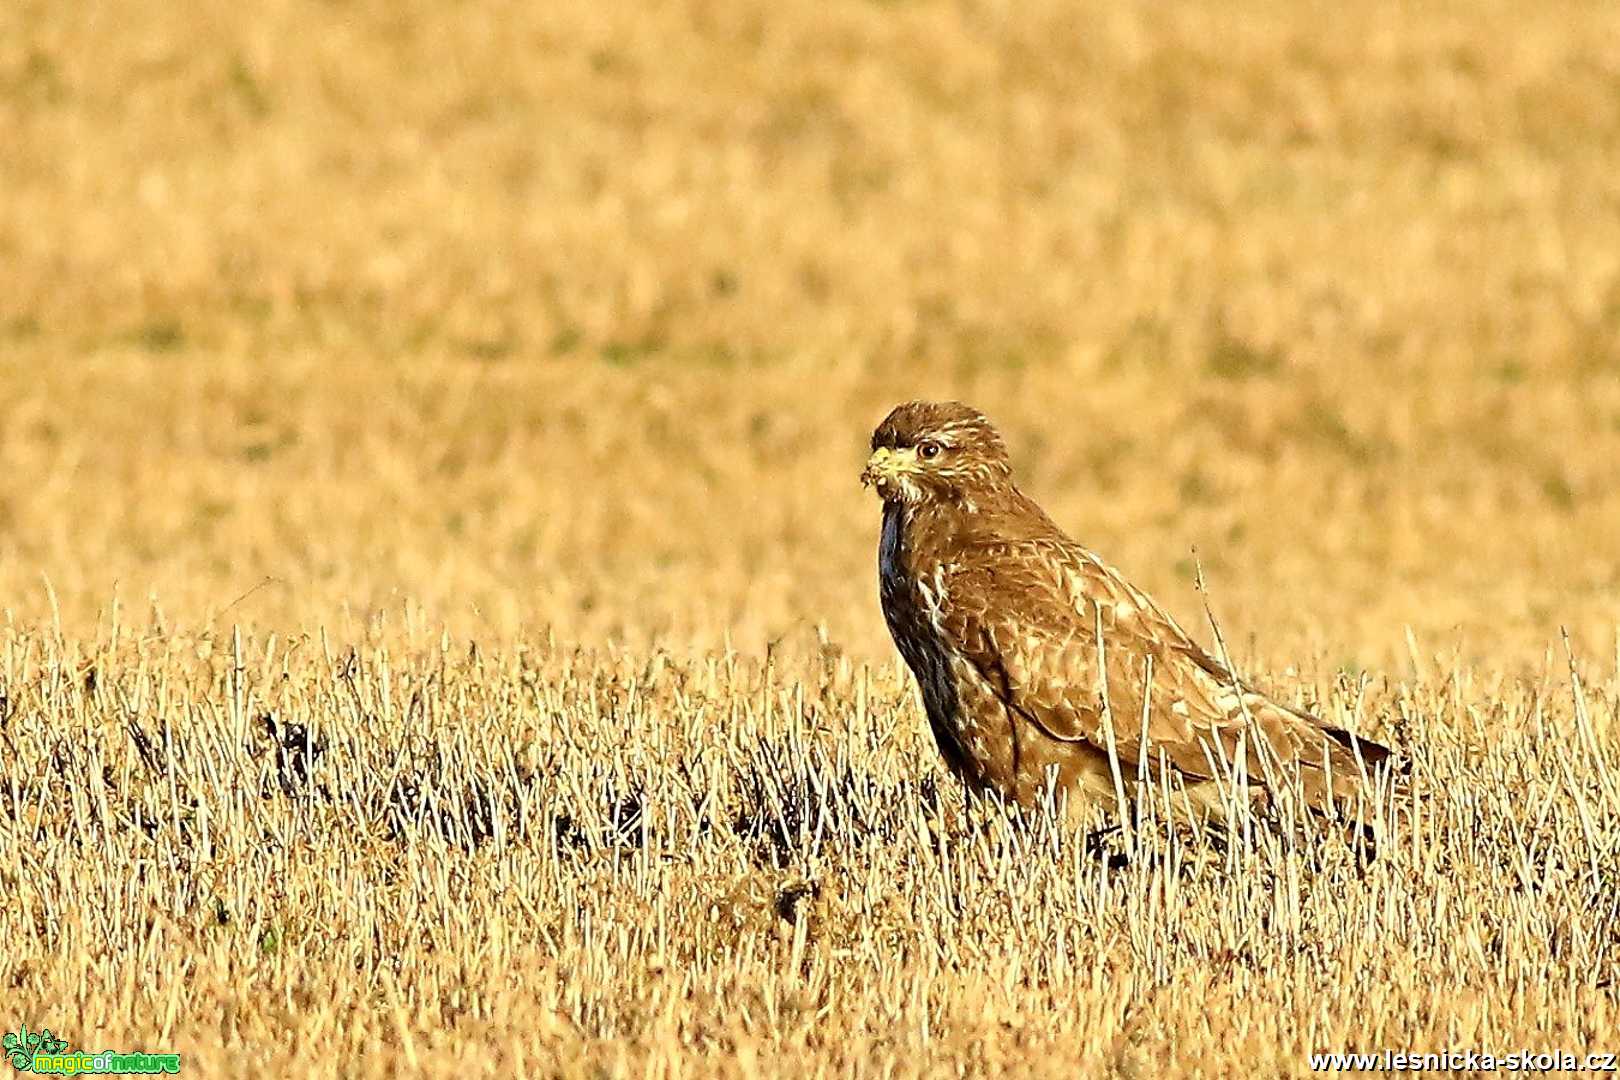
[935,539,1384,795]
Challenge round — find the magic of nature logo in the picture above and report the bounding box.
[3,1026,180,1075]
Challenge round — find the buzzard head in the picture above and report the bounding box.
[861,400,1013,507]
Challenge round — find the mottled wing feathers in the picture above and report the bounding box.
[934,538,1381,806]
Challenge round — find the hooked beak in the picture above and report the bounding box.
[861,447,900,496]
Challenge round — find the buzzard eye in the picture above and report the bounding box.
[918,441,942,460]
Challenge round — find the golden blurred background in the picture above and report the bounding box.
[3,0,1619,672]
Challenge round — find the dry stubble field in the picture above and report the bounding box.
[5,0,1620,1075]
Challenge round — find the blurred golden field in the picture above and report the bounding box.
[4,0,1620,1075]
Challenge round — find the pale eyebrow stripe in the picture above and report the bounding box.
[932,420,979,444]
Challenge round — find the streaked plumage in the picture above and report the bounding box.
[861,400,1394,823]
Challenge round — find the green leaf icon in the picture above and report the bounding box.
[4,1026,31,1071]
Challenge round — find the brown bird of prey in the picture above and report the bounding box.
[860,400,1394,825]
